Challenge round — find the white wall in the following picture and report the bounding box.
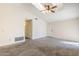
[48,18,79,41]
[0,3,47,46]
[32,18,47,39]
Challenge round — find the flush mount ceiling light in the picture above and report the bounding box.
[32,3,63,14]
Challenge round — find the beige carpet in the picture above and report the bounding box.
[0,37,79,56]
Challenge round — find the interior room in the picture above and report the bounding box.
[0,3,79,56]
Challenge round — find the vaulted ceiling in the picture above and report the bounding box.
[22,3,79,22]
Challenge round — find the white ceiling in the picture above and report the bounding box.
[23,3,79,22]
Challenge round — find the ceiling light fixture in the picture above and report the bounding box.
[41,3,57,14]
[32,3,63,14]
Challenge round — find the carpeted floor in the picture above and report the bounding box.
[0,37,79,56]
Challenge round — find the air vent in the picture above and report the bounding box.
[15,37,24,42]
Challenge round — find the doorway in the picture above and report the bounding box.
[25,20,32,39]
